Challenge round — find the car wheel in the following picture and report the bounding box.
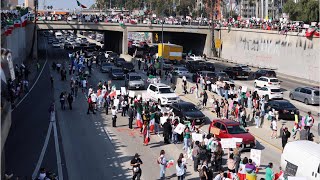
[304,98,309,105]
[289,94,294,100]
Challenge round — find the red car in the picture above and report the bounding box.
[208,119,256,149]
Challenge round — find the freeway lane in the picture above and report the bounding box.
[4,37,67,179]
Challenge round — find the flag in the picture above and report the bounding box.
[20,8,28,27]
[14,19,21,28]
[119,20,125,28]
[76,0,87,8]
[136,112,143,128]
[149,118,155,132]
[166,159,174,168]
[5,20,14,35]
[109,91,116,98]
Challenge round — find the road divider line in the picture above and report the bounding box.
[31,121,53,179]
[52,112,64,180]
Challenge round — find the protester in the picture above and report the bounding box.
[176,153,186,180]
[265,163,274,180]
[281,127,291,149]
[130,153,143,180]
[158,150,167,180]
[192,141,201,172]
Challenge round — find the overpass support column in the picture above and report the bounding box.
[204,32,213,58]
[122,29,128,54]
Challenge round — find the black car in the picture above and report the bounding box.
[253,69,277,79]
[192,71,216,83]
[64,42,73,50]
[186,60,206,73]
[109,67,125,80]
[223,66,250,80]
[265,100,299,120]
[171,102,206,125]
[203,62,215,71]
[114,58,126,67]
[122,62,135,73]
[216,72,231,81]
[109,53,119,62]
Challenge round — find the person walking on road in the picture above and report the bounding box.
[281,127,291,149]
[112,106,117,127]
[192,141,201,172]
[176,153,186,180]
[158,150,167,180]
[202,90,208,107]
[59,92,66,110]
[128,104,134,129]
[67,93,73,110]
[162,118,172,144]
[131,153,143,180]
[87,93,96,114]
[265,163,275,180]
[270,118,277,139]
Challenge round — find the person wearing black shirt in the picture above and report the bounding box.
[281,127,291,149]
[162,119,172,144]
[130,153,143,180]
[128,105,134,129]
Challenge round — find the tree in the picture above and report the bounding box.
[283,0,319,23]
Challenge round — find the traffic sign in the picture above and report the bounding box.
[215,39,222,49]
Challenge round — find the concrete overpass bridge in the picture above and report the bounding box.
[36,21,214,57]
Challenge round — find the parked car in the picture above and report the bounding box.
[121,62,135,73]
[64,42,73,50]
[235,64,251,72]
[203,62,216,72]
[109,52,119,62]
[114,58,126,67]
[52,41,60,48]
[255,87,283,100]
[125,73,145,90]
[163,60,174,70]
[223,66,250,80]
[186,60,206,73]
[170,102,206,125]
[254,77,280,88]
[208,119,256,149]
[216,72,231,81]
[147,83,179,105]
[173,67,191,78]
[265,100,299,120]
[109,67,125,80]
[100,62,113,73]
[253,69,277,79]
[289,87,320,105]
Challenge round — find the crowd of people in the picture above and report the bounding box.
[1,10,19,29]
[36,12,319,33]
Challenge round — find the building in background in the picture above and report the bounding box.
[25,0,35,9]
[240,0,282,19]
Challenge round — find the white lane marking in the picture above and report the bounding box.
[52,113,64,180]
[12,38,48,111]
[31,121,53,179]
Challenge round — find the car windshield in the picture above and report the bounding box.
[227,125,248,134]
[314,91,319,96]
[130,76,141,81]
[279,102,295,108]
[159,88,174,93]
[181,104,198,111]
[271,89,281,92]
[112,69,123,73]
[270,79,279,82]
[207,73,215,77]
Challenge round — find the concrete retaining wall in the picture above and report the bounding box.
[1,24,34,65]
[217,29,320,83]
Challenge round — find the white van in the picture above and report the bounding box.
[281,141,320,180]
[55,32,63,39]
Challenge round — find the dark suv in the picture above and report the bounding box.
[253,69,277,79]
[170,102,206,125]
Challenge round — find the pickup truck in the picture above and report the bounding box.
[223,67,250,80]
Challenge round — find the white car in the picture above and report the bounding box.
[52,42,60,48]
[254,76,280,88]
[173,67,191,78]
[147,83,180,105]
[104,51,113,59]
[186,54,205,61]
[256,87,283,100]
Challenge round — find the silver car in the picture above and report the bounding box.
[125,73,145,90]
[289,87,319,105]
